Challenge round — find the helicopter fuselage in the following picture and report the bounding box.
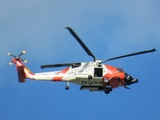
[15,59,137,93]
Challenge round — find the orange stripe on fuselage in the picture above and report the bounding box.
[53,67,69,81]
[53,76,63,81]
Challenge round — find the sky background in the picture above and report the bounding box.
[0,0,160,120]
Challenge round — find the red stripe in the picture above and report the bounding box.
[53,76,63,81]
[53,68,69,82]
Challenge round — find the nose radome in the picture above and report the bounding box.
[124,73,138,85]
[131,78,138,83]
[125,73,133,80]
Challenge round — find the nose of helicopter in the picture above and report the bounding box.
[124,73,138,85]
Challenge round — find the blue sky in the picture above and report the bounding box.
[0,0,160,120]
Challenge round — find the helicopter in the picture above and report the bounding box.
[7,27,156,94]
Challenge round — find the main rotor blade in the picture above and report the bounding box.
[41,62,81,69]
[105,48,156,62]
[66,27,96,61]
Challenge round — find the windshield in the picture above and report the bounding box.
[117,68,123,73]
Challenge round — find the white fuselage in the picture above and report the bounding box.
[31,62,110,87]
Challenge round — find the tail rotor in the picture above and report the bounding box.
[7,50,28,65]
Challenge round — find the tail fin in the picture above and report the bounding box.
[13,58,34,82]
[17,66,26,82]
[7,50,34,82]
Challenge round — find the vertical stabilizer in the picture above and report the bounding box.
[7,50,34,82]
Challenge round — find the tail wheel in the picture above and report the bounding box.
[65,85,69,90]
[65,82,69,90]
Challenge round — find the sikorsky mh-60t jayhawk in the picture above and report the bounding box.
[7,27,156,94]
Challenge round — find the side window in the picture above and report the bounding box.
[94,68,103,77]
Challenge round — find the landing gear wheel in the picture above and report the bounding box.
[104,89,110,94]
[65,85,69,90]
[104,88,112,94]
[109,88,112,91]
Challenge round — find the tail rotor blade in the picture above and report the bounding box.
[21,58,28,63]
[8,61,13,65]
[6,52,11,56]
[18,50,26,57]
[7,52,16,57]
[23,60,28,63]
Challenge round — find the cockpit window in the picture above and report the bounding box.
[117,68,123,72]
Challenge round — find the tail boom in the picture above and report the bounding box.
[11,57,70,82]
